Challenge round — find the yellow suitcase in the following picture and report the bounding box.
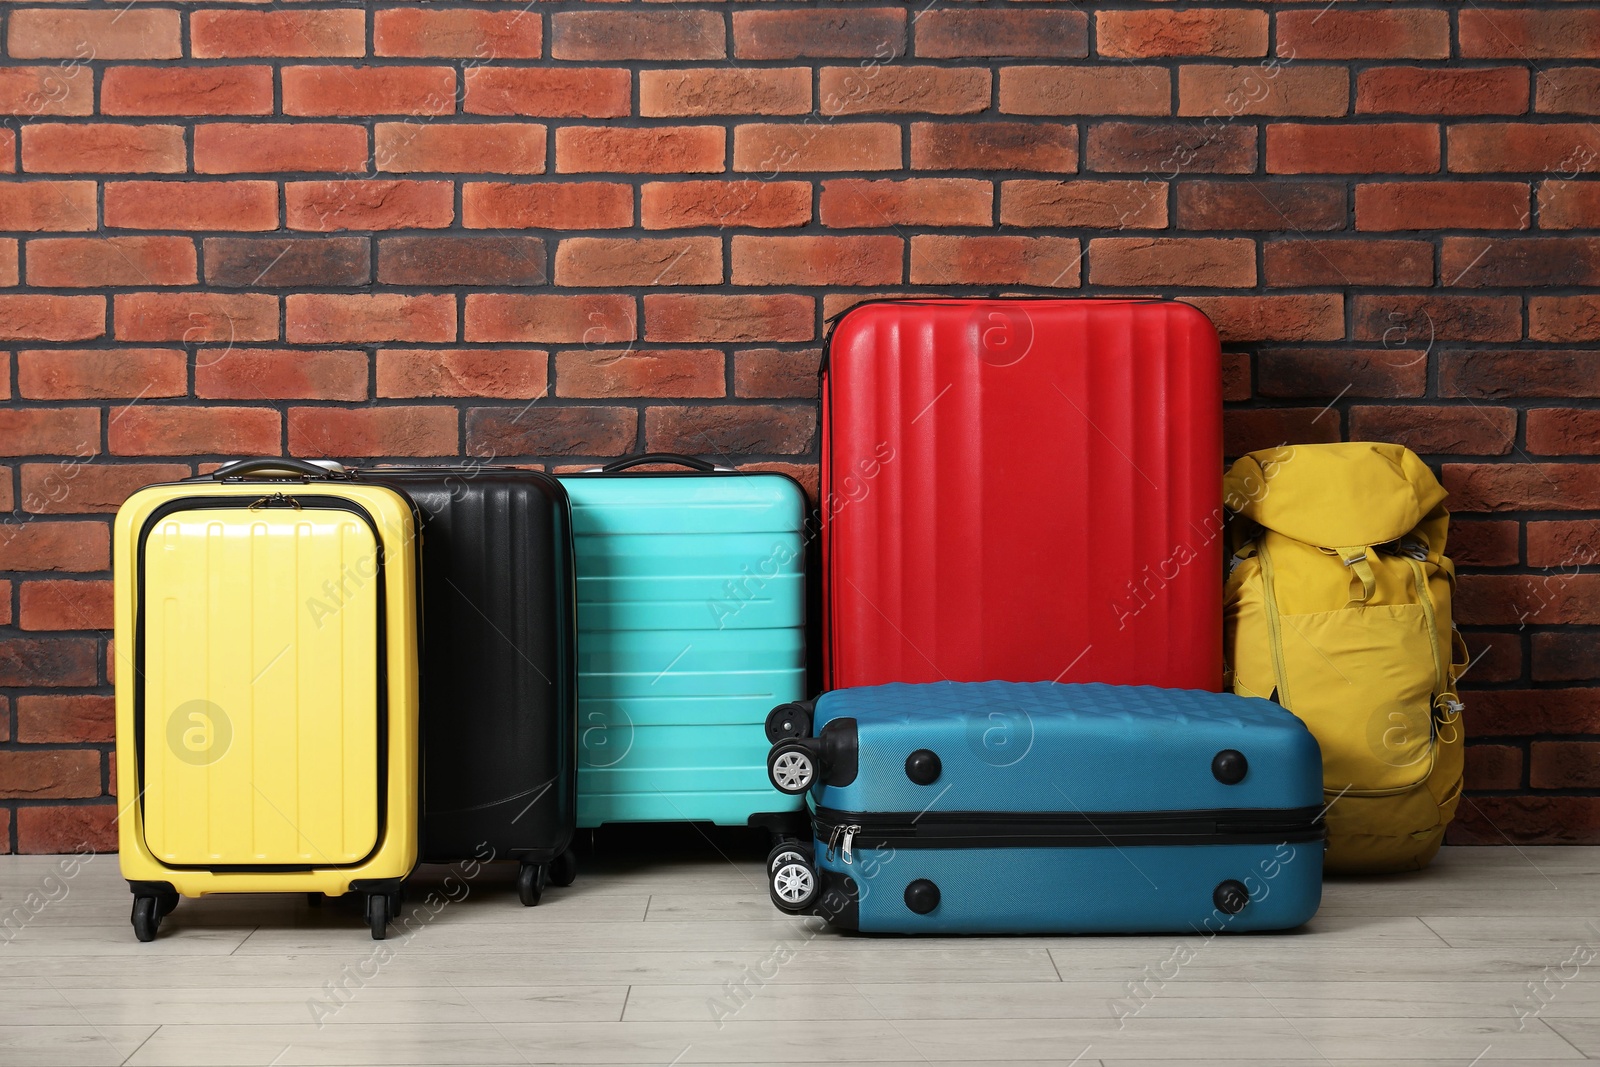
[115,458,422,941]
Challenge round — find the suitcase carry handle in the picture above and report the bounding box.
[208,458,350,482]
[593,453,732,474]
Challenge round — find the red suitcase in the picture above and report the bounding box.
[822,298,1223,691]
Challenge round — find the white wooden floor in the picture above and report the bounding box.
[3,831,1598,1066]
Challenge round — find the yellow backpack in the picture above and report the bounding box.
[1223,443,1465,874]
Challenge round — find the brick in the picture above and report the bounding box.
[733,349,820,399]
[1264,239,1433,287]
[467,405,638,459]
[465,182,633,230]
[191,9,364,59]
[102,66,271,117]
[1176,180,1345,231]
[820,178,990,228]
[555,237,720,287]
[1446,520,1522,569]
[16,695,113,744]
[27,236,196,287]
[1277,9,1449,60]
[1440,350,1600,399]
[0,66,94,117]
[0,639,97,687]
[1531,297,1600,342]
[0,521,106,571]
[21,123,184,174]
[820,66,988,116]
[1466,744,1523,791]
[733,8,904,60]
[1267,123,1439,175]
[204,236,370,289]
[1178,65,1349,118]
[377,123,545,175]
[642,181,810,230]
[18,462,188,514]
[109,406,280,457]
[1533,632,1600,682]
[195,122,367,175]
[1001,66,1170,117]
[1348,405,1515,456]
[1002,180,1165,229]
[644,294,814,343]
[0,295,103,342]
[1527,409,1600,456]
[0,409,97,460]
[286,294,455,345]
[283,66,455,118]
[0,181,97,232]
[1529,520,1600,568]
[379,236,545,287]
[105,180,277,232]
[1459,574,1600,627]
[377,350,547,400]
[916,9,1086,59]
[645,404,815,456]
[465,68,631,119]
[1185,295,1344,342]
[1444,236,1600,288]
[556,9,723,60]
[1099,9,1266,58]
[557,349,724,399]
[1089,237,1254,288]
[1224,408,1342,458]
[114,292,275,343]
[195,349,368,402]
[16,804,116,854]
[1444,463,1600,512]
[732,235,900,287]
[1357,67,1530,116]
[1537,68,1600,115]
[1532,742,1600,790]
[0,751,100,799]
[10,9,179,60]
[17,349,185,400]
[465,294,637,345]
[19,579,110,632]
[642,68,809,118]
[1540,181,1600,229]
[1461,9,1600,60]
[1351,295,1521,343]
[288,406,458,459]
[1449,124,1600,173]
[909,236,1081,288]
[374,8,541,59]
[0,238,14,285]
[1086,121,1255,174]
[1356,182,1529,231]
[286,180,453,232]
[559,127,724,175]
[733,123,900,174]
[1256,349,1427,400]
[911,122,1077,172]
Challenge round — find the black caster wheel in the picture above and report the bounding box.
[387,887,406,917]
[131,896,160,943]
[768,740,817,795]
[767,845,819,914]
[518,862,548,907]
[156,890,179,919]
[766,838,811,875]
[366,892,391,941]
[549,849,578,888]
[765,702,813,743]
[306,892,324,908]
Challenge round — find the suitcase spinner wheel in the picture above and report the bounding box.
[550,849,578,888]
[766,840,818,914]
[517,862,549,907]
[767,740,820,795]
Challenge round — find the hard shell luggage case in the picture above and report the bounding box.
[763,682,1324,934]
[823,298,1223,691]
[114,458,422,941]
[362,465,578,906]
[558,454,807,831]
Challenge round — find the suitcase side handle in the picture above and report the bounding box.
[593,453,732,474]
[208,458,350,481]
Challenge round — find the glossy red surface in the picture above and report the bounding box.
[823,298,1224,691]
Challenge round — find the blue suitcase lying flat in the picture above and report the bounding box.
[763,682,1325,934]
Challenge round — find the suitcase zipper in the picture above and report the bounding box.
[814,806,1324,852]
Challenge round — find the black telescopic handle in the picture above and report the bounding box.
[598,453,722,473]
[209,458,349,481]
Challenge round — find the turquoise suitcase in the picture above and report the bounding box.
[559,455,808,831]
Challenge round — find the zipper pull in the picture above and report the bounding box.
[825,823,843,863]
[841,824,859,866]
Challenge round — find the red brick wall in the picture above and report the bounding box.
[1,2,1596,851]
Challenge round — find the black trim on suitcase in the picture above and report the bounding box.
[814,805,1326,851]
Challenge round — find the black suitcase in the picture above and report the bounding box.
[363,465,579,906]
